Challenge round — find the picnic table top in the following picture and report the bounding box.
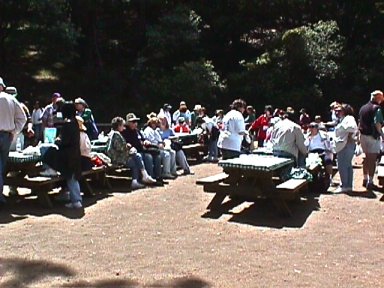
[8,151,41,164]
[218,154,293,172]
[252,147,273,155]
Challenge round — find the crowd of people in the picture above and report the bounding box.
[1,73,383,208]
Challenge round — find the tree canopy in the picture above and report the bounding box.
[1,0,384,120]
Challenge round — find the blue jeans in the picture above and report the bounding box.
[66,174,82,204]
[0,132,12,198]
[208,138,218,159]
[127,153,145,180]
[176,150,190,173]
[337,142,355,189]
[141,152,161,179]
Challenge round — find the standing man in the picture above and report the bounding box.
[359,90,384,190]
[0,77,27,203]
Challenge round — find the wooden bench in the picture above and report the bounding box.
[183,143,207,161]
[196,172,229,186]
[5,166,111,208]
[274,178,308,216]
[377,166,384,186]
[275,178,308,199]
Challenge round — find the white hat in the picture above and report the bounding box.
[193,104,202,110]
[5,86,17,96]
[0,77,5,87]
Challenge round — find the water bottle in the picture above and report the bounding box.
[16,137,22,152]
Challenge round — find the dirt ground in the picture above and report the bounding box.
[0,157,383,288]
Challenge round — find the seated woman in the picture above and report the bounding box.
[76,116,93,172]
[158,118,193,175]
[304,122,333,182]
[107,117,156,190]
[121,113,163,184]
[143,117,178,179]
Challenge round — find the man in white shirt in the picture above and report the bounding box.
[217,99,247,159]
[271,113,307,166]
[0,77,27,203]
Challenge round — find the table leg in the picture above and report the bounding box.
[36,190,53,208]
[272,199,292,217]
[207,193,227,210]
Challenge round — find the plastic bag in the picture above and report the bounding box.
[354,144,363,156]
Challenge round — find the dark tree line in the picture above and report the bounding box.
[1,0,384,121]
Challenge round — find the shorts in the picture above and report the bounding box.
[360,134,380,154]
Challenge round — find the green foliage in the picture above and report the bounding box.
[2,1,384,121]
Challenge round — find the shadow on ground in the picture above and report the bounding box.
[0,257,211,288]
[202,194,320,229]
[0,257,75,288]
[0,192,111,225]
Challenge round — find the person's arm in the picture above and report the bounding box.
[13,100,27,135]
[295,127,308,156]
[236,115,247,136]
[374,108,384,138]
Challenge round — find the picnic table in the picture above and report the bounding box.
[252,147,273,156]
[197,154,308,216]
[5,151,110,207]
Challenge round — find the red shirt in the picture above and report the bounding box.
[174,124,190,133]
[250,114,270,140]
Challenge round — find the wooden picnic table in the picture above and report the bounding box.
[197,154,308,216]
[5,151,110,208]
[252,147,273,156]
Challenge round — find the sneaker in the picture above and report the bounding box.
[366,182,379,191]
[65,201,82,209]
[40,168,59,177]
[142,175,156,184]
[162,174,176,180]
[333,187,350,194]
[131,181,145,190]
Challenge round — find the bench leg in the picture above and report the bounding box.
[36,190,53,208]
[207,193,227,210]
[272,199,293,217]
[81,179,94,196]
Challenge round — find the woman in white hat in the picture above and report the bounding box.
[75,97,99,140]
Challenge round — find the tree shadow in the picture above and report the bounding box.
[0,192,111,225]
[148,276,211,288]
[61,279,139,288]
[202,196,320,229]
[0,257,75,288]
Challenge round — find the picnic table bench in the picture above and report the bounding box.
[5,152,111,208]
[5,166,111,208]
[196,155,309,216]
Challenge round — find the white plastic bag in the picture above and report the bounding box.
[354,144,363,156]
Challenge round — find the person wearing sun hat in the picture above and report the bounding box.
[157,104,172,127]
[121,113,163,184]
[143,117,178,179]
[74,97,98,140]
[0,77,27,203]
